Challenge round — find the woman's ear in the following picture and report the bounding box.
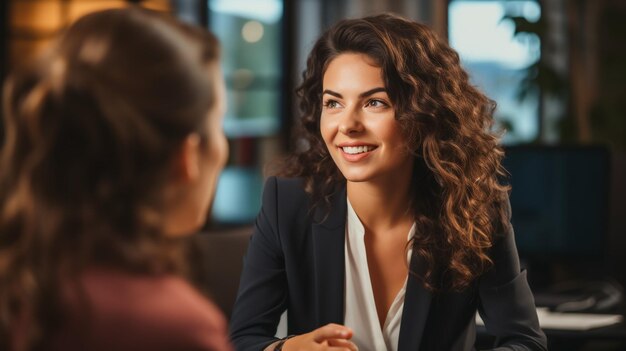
[173,133,201,183]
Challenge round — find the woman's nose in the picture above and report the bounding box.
[338,108,364,135]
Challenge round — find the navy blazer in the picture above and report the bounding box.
[229,177,547,351]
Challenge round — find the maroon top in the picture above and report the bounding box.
[43,268,233,351]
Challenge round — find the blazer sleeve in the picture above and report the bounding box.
[477,200,548,351]
[229,177,287,351]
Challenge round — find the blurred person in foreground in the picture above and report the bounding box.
[230,14,547,351]
[0,7,231,351]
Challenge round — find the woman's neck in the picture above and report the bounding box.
[346,171,414,234]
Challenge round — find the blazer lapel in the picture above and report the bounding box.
[398,253,433,351]
[311,185,347,326]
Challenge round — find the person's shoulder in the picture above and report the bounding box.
[152,276,232,349]
[266,176,306,193]
[83,269,224,322]
[262,176,309,204]
[488,195,513,243]
[79,268,232,350]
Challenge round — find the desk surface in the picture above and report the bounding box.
[477,308,625,337]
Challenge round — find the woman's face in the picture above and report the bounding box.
[320,53,413,185]
[166,64,228,236]
[196,65,228,221]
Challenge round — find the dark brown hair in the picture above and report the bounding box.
[0,7,220,350]
[281,14,510,291]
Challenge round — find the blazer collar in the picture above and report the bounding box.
[311,184,347,326]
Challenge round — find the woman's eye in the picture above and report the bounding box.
[323,100,340,109]
[366,99,388,108]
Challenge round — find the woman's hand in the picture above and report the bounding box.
[282,323,358,351]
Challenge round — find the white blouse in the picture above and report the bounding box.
[343,199,415,351]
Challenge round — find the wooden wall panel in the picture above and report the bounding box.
[10,2,63,33]
[6,0,172,69]
[65,1,128,23]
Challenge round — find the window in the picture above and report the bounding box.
[208,0,283,138]
[207,0,285,224]
[449,0,541,144]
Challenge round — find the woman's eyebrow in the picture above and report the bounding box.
[359,87,386,98]
[322,89,342,98]
[322,87,387,98]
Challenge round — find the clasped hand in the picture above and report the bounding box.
[280,323,358,351]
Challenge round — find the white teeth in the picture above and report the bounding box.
[342,146,374,154]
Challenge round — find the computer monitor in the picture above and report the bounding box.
[502,145,611,263]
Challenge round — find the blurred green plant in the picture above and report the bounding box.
[502,4,570,143]
[503,1,626,150]
[503,12,567,102]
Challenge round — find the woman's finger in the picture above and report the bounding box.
[326,338,359,351]
[312,324,353,343]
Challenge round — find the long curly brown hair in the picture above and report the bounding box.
[0,8,220,350]
[280,14,510,291]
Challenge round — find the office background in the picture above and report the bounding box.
[1,0,626,349]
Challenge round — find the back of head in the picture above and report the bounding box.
[0,7,220,349]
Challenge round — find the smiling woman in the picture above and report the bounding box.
[229,13,547,351]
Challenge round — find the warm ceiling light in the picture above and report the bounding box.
[241,20,264,43]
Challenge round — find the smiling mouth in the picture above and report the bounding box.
[340,145,377,155]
